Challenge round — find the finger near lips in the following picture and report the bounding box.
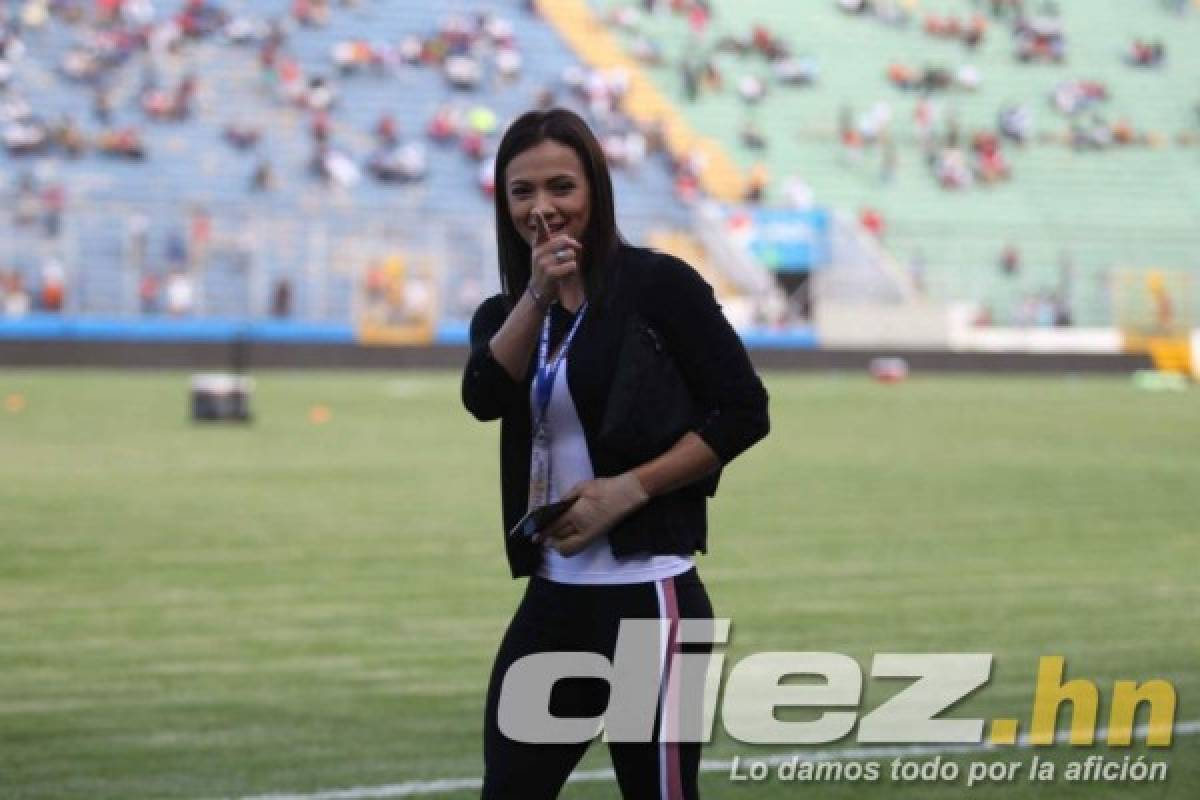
[534,232,581,253]
[533,211,553,245]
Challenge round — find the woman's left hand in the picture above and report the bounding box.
[539,473,649,557]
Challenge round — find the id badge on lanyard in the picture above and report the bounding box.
[527,303,587,510]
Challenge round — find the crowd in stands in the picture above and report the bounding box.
[3,1,1197,327]
[0,0,687,203]
[597,0,1200,206]
[0,0,705,321]
[0,257,66,316]
[3,165,71,313]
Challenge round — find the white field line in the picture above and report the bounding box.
[228,719,1200,800]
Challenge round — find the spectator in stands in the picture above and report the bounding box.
[97,128,146,159]
[964,15,987,48]
[3,116,49,155]
[908,249,927,294]
[956,64,982,91]
[972,131,1010,182]
[92,82,114,120]
[737,74,767,104]
[375,114,399,147]
[1052,293,1072,326]
[251,160,275,191]
[427,105,459,142]
[673,156,701,202]
[782,175,815,209]
[988,0,1024,19]
[165,270,196,316]
[682,58,700,102]
[998,102,1032,144]
[454,274,483,318]
[629,36,664,66]
[773,54,819,86]
[224,123,261,150]
[13,173,38,227]
[39,258,65,312]
[740,119,768,150]
[139,271,161,314]
[1111,117,1137,146]
[914,97,937,145]
[876,0,912,26]
[1054,251,1074,326]
[189,206,212,269]
[1126,39,1165,68]
[478,156,496,196]
[1069,115,1112,150]
[271,277,293,318]
[887,62,916,90]
[837,103,864,165]
[305,76,336,111]
[999,243,1021,276]
[2,270,30,317]
[858,101,892,144]
[495,47,522,82]
[311,110,332,144]
[127,213,150,273]
[461,130,487,161]
[445,55,482,90]
[52,116,85,157]
[745,162,770,203]
[293,0,330,28]
[534,84,557,110]
[751,23,788,60]
[1014,16,1065,63]
[859,207,885,238]
[601,132,628,168]
[935,147,972,188]
[944,107,961,147]
[880,135,898,183]
[41,182,65,238]
[924,13,963,39]
[624,128,647,172]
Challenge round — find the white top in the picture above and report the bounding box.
[535,356,693,585]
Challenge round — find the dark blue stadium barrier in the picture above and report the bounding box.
[0,315,819,349]
[0,314,355,344]
[434,320,470,346]
[433,321,820,349]
[429,323,816,347]
[737,327,820,349]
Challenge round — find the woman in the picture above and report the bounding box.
[462,108,769,799]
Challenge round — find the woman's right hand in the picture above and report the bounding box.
[529,211,581,298]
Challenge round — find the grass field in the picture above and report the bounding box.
[1,369,1197,800]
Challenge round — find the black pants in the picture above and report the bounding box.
[482,568,714,799]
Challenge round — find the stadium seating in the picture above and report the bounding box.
[593,0,1200,324]
[1,0,693,321]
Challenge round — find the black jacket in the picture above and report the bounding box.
[461,244,770,578]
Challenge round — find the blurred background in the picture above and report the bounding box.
[0,0,1196,361]
[1,1,1198,799]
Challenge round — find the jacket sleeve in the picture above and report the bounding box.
[461,293,524,422]
[645,253,770,465]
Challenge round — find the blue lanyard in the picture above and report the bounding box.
[534,302,587,427]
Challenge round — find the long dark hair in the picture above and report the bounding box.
[493,108,625,311]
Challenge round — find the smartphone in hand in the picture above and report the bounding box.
[508,498,575,540]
